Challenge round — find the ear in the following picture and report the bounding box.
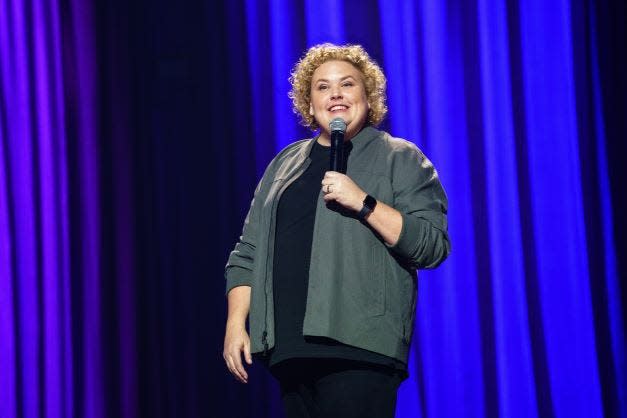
[309,103,314,116]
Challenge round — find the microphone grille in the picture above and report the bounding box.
[329,118,347,133]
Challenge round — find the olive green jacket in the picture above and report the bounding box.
[225,126,450,364]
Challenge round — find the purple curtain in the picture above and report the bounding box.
[0,0,136,417]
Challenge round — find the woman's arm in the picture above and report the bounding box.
[321,172,403,246]
[321,145,450,269]
[360,197,402,246]
[223,285,252,383]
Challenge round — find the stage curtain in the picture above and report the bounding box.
[1,0,624,417]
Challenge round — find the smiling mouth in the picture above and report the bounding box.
[329,105,348,112]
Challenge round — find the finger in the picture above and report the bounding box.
[226,353,246,383]
[244,342,253,365]
[224,354,238,379]
[230,355,247,383]
[224,354,236,378]
[232,350,249,382]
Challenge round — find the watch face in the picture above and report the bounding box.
[364,194,377,210]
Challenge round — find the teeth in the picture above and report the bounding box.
[330,105,347,111]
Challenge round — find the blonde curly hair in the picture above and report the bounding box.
[288,43,387,130]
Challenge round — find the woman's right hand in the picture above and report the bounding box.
[223,323,252,383]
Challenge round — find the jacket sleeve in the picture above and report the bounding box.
[224,177,264,295]
[386,145,450,269]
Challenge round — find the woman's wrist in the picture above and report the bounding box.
[226,313,248,329]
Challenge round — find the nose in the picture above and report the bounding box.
[330,85,342,99]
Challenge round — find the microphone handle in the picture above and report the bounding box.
[330,130,345,173]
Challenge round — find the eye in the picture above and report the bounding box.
[318,84,328,91]
[342,81,354,87]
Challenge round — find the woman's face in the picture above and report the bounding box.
[309,60,370,142]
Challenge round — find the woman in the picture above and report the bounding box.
[223,43,450,418]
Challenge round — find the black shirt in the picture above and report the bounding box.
[268,140,405,373]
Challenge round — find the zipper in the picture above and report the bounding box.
[262,331,268,356]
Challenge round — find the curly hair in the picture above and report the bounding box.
[288,43,387,130]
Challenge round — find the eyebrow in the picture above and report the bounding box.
[314,75,357,83]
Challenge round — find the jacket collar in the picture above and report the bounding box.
[346,125,381,153]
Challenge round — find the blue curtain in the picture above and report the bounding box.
[1,0,625,417]
[233,0,625,417]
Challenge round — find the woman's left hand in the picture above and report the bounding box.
[321,171,366,212]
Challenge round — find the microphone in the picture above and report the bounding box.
[329,118,347,173]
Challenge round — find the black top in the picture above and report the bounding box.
[267,140,406,373]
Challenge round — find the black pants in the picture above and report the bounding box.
[271,359,402,418]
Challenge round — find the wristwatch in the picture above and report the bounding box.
[358,194,377,219]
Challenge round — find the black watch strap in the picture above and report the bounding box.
[358,195,377,219]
